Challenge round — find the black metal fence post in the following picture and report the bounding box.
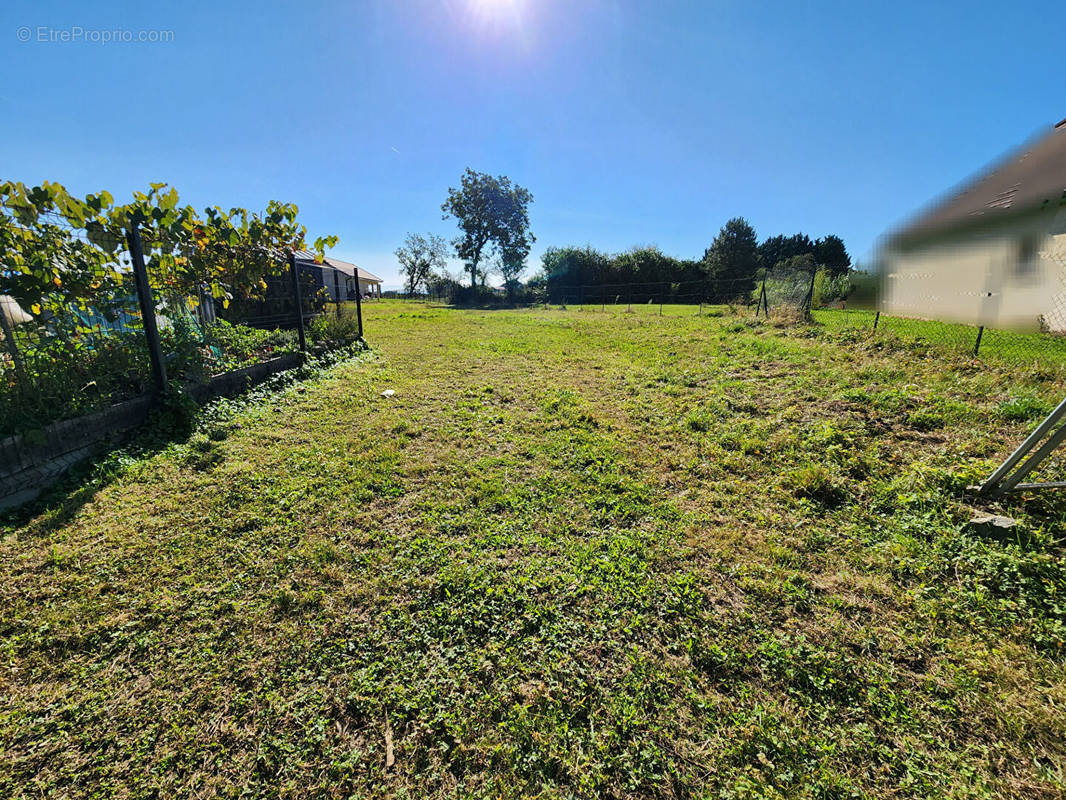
[354,270,364,340]
[802,270,817,318]
[872,310,880,331]
[288,251,307,353]
[757,278,768,317]
[126,220,168,393]
[974,325,984,357]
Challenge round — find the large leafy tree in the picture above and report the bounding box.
[759,232,815,271]
[441,169,534,289]
[495,205,535,298]
[495,242,530,300]
[814,234,851,276]
[395,232,448,295]
[703,217,761,299]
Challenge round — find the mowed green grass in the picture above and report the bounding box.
[2,300,1066,799]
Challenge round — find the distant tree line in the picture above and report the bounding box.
[534,218,851,303]
[398,172,852,306]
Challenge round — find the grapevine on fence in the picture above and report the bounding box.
[0,180,338,318]
[0,179,344,438]
[0,181,125,317]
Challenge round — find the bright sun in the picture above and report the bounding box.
[470,0,519,9]
[465,0,527,27]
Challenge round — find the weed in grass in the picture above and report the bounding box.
[785,464,846,506]
[998,392,1054,422]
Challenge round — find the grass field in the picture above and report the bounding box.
[510,298,1066,367]
[3,300,1066,798]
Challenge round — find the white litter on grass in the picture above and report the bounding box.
[381,389,395,398]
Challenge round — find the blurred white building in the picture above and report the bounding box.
[882,118,1066,331]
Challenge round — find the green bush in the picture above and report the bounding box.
[308,306,361,345]
[0,326,156,436]
[812,268,852,308]
[204,320,297,371]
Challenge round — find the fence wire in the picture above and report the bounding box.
[1,211,359,455]
[532,270,1066,367]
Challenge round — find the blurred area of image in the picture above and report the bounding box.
[872,117,1066,332]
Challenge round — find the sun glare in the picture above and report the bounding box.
[464,0,530,35]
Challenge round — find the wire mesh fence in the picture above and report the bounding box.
[541,277,764,310]
[529,269,1066,368]
[812,307,1066,366]
[0,211,152,437]
[0,212,362,448]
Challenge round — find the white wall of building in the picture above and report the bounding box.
[882,206,1066,331]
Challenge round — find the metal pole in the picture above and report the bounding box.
[288,251,307,352]
[994,420,1066,496]
[803,270,816,318]
[873,310,880,331]
[354,269,364,340]
[974,325,984,357]
[126,220,167,393]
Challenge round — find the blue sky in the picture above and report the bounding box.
[3,0,1064,288]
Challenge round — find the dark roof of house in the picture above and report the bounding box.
[293,251,382,282]
[889,118,1066,246]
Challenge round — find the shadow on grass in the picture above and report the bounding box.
[0,397,197,538]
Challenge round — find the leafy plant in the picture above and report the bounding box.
[998,393,1053,422]
[307,305,362,345]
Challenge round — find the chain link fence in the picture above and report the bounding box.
[530,268,1066,367]
[541,277,763,310]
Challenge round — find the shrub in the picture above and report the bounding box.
[308,306,361,346]
[812,268,852,308]
[205,320,297,371]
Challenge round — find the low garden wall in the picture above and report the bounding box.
[0,353,303,510]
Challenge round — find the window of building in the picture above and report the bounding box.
[1015,235,1040,278]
